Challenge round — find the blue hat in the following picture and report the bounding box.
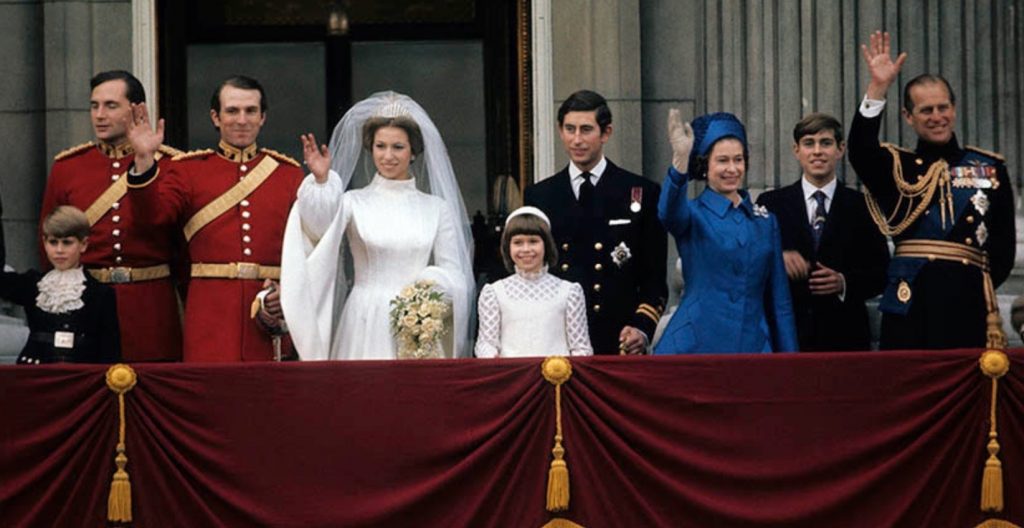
[688,112,748,178]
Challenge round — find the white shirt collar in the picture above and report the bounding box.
[569,157,607,198]
[801,176,837,220]
[569,157,607,181]
[801,176,837,202]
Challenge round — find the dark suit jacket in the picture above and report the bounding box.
[757,181,889,351]
[524,160,668,354]
[0,270,121,364]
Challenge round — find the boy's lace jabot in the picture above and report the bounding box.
[36,268,86,314]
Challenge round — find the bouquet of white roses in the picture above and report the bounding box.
[389,279,451,359]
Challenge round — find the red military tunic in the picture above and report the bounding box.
[40,141,184,362]
[131,142,304,362]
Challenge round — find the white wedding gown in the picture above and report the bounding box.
[281,172,467,360]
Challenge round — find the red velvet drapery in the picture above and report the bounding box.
[1,350,1021,527]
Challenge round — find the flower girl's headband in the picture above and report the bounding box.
[505,206,551,228]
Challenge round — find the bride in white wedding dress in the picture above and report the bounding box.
[280,92,474,360]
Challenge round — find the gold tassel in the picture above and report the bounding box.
[546,420,570,511]
[978,351,1009,513]
[106,364,138,523]
[542,357,573,513]
[981,435,1003,512]
[108,442,132,521]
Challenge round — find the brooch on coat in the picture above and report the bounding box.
[971,190,990,216]
[753,204,769,218]
[610,242,632,267]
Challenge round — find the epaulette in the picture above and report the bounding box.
[172,148,216,162]
[880,142,914,155]
[54,142,95,161]
[158,144,185,157]
[260,148,301,168]
[966,145,1005,163]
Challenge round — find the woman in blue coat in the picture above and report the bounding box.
[654,111,798,354]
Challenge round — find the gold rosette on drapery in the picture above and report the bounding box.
[106,364,137,523]
[975,349,1021,528]
[540,357,585,528]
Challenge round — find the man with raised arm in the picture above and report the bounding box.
[848,31,1015,349]
[40,70,184,362]
[127,75,304,361]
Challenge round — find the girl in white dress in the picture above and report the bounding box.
[281,93,475,360]
[475,207,593,358]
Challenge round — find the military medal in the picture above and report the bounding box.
[630,187,642,213]
[896,280,912,304]
[970,190,990,216]
[976,222,989,246]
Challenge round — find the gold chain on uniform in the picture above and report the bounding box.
[865,144,955,236]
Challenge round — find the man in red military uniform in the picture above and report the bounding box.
[39,70,184,362]
[128,75,303,361]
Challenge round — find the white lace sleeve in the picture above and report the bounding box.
[474,283,501,358]
[296,170,345,241]
[565,282,593,356]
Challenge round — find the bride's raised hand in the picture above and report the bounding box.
[300,133,331,183]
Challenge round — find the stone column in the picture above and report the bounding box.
[547,0,644,178]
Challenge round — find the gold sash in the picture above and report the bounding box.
[182,155,279,241]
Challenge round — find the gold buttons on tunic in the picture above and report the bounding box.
[112,229,121,237]
[593,284,602,292]
[242,223,251,231]
[112,202,120,210]
[562,243,569,251]
[243,248,252,256]
[241,199,250,207]
[112,215,121,223]
[243,235,251,243]
[594,263,603,271]
[561,263,569,272]
[112,161,121,169]
[965,238,973,245]
[594,242,603,251]
[110,174,120,181]
[240,165,248,172]
[967,216,975,224]
[915,158,924,165]
[593,304,601,313]
[115,256,123,264]
[113,243,122,251]
[242,211,251,219]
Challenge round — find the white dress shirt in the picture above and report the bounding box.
[568,157,608,199]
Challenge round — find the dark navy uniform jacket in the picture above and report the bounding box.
[848,110,1015,349]
[525,160,668,354]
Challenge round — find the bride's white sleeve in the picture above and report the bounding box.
[565,282,594,356]
[474,283,501,358]
[296,170,345,241]
[281,169,352,361]
[418,203,473,358]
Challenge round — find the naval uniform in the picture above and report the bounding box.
[848,105,1015,349]
[525,159,668,354]
[129,141,304,361]
[40,141,184,361]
